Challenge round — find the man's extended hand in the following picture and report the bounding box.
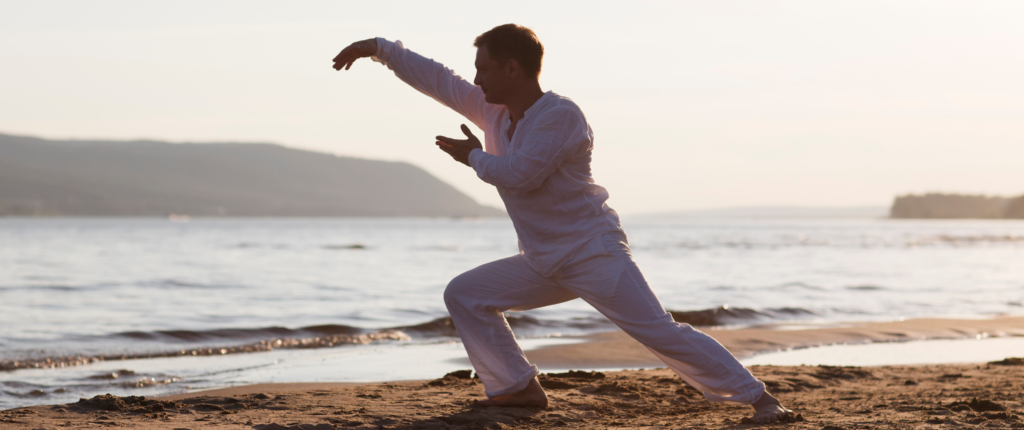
[436,124,483,167]
[332,38,378,71]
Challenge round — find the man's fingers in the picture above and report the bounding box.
[435,135,464,145]
[332,57,350,70]
[436,142,456,157]
[332,46,361,71]
[438,144,458,161]
[333,46,354,63]
[460,124,476,139]
[331,51,346,70]
[332,59,358,70]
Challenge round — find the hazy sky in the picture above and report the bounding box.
[2,1,1022,214]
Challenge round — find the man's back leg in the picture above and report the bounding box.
[557,235,792,422]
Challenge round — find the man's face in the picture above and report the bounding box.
[474,46,510,105]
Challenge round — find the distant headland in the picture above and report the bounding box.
[0,133,504,218]
[891,193,1024,219]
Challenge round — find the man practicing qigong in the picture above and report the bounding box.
[332,24,793,423]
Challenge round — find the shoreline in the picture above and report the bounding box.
[4,317,1024,428]
[142,315,1024,402]
[6,314,1022,374]
[3,316,1024,412]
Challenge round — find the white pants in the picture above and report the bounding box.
[444,232,765,404]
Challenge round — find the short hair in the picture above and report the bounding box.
[474,24,544,79]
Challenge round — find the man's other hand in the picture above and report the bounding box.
[436,124,483,167]
[332,38,378,71]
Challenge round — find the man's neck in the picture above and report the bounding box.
[505,82,545,122]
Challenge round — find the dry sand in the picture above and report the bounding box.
[4,316,1024,429]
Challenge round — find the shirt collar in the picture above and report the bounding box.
[507,91,554,123]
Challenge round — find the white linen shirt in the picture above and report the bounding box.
[372,38,624,276]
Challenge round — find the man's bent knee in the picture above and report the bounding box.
[443,271,476,309]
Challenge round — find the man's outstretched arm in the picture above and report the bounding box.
[332,37,492,131]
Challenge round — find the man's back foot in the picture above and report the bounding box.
[474,377,548,409]
[748,390,793,423]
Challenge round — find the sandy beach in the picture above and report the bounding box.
[4,316,1024,429]
[3,362,1023,429]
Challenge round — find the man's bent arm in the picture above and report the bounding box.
[372,38,492,130]
[468,108,590,192]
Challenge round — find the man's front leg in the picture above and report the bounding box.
[442,255,574,404]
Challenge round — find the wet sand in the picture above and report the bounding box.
[4,316,1024,429]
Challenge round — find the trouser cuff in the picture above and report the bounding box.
[484,365,540,398]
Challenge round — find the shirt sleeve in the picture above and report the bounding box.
[469,108,590,192]
[372,37,490,130]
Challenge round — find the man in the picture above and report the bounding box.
[332,24,792,423]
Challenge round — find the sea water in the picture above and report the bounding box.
[2,217,1023,408]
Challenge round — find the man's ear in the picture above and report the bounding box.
[506,58,521,79]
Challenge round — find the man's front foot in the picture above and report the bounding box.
[749,389,792,423]
[474,377,548,408]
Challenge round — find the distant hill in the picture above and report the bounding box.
[890,193,1024,219]
[637,206,888,219]
[0,133,504,217]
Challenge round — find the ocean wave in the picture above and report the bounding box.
[0,283,117,292]
[772,282,826,291]
[668,306,818,326]
[114,315,615,344]
[846,285,887,291]
[323,244,366,250]
[116,324,365,342]
[2,370,183,401]
[1,306,812,372]
[232,242,291,249]
[0,330,410,372]
[1,278,267,298]
[141,279,244,290]
[0,318,460,372]
[906,235,1024,246]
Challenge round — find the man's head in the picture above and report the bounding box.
[473,24,544,104]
